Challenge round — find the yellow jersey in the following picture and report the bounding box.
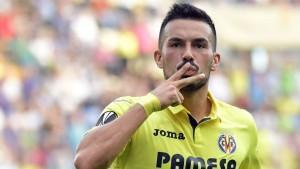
[96,92,261,169]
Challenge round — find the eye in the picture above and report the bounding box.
[170,42,181,48]
[195,43,204,48]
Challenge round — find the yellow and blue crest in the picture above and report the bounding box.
[218,134,237,154]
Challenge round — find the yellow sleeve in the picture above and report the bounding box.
[84,96,138,169]
[239,115,261,169]
[83,96,136,135]
[95,96,136,126]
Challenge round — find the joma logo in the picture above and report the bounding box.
[153,129,185,140]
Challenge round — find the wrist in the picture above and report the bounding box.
[136,93,161,116]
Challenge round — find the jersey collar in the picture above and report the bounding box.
[167,91,221,120]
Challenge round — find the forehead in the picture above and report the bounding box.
[163,19,212,41]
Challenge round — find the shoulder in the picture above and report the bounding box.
[216,100,257,128]
[102,96,137,115]
[216,100,259,146]
[96,96,138,126]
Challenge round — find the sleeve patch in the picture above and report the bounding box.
[96,111,118,126]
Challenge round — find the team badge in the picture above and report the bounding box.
[96,111,118,126]
[218,134,237,154]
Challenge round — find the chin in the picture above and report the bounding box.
[181,77,209,92]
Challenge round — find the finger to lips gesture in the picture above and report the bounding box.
[151,63,206,110]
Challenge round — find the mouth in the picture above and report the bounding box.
[176,61,199,77]
[183,66,198,77]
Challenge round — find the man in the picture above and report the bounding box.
[74,3,261,169]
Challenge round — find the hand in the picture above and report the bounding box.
[151,63,205,110]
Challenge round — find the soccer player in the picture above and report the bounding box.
[74,3,261,169]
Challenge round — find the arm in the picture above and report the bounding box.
[74,103,148,169]
[74,63,205,169]
[240,143,261,169]
[239,115,261,169]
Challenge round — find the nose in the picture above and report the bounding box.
[182,45,194,61]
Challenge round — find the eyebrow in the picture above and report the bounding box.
[167,37,183,42]
[167,37,208,43]
[192,38,208,43]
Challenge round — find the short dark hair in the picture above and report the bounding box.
[158,3,217,52]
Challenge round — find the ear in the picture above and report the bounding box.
[154,50,163,69]
[210,52,221,71]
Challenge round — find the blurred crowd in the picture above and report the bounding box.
[0,0,299,169]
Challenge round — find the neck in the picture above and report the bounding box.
[181,85,211,122]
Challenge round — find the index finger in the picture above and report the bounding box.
[173,73,205,89]
[168,62,191,81]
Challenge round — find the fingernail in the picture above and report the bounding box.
[184,62,191,67]
[199,73,205,78]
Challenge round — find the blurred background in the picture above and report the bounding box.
[0,0,299,168]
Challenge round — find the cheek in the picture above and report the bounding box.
[196,51,214,63]
[161,52,181,78]
[163,50,181,67]
[194,55,209,65]
[194,53,214,71]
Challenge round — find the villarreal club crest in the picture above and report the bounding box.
[218,134,237,154]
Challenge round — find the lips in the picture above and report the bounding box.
[176,61,200,78]
[184,65,198,76]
